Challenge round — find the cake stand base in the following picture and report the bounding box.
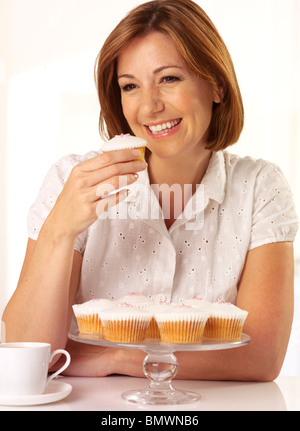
[122,384,201,406]
[68,330,251,406]
[122,350,201,406]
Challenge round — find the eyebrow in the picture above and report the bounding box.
[118,65,183,80]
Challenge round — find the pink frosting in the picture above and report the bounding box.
[115,134,130,138]
[90,298,110,302]
[117,302,134,308]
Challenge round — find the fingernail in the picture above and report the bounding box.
[132,149,141,157]
[139,161,147,169]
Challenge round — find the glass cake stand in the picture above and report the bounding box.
[68,329,250,406]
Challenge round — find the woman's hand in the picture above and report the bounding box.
[52,339,146,377]
[45,148,147,240]
[1,148,146,347]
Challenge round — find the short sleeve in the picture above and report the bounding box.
[27,155,87,254]
[249,162,299,250]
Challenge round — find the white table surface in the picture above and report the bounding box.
[0,375,299,411]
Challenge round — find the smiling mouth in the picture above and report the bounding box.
[146,118,182,135]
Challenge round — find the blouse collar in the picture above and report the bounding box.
[201,150,226,205]
[125,151,226,226]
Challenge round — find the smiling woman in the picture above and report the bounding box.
[147,118,182,136]
[2,0,298,382]
[95,0,244,151]
[117,32,220,165]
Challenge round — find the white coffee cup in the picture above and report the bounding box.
[0,342,71,396]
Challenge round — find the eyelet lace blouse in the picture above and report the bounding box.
[27,150,298,305]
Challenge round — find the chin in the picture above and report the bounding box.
[147,145,189,161]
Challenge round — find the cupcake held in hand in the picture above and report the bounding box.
[101,134,146,161]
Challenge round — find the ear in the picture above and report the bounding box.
[213,78,226,104]
[213,89,222,104]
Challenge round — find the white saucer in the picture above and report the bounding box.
[0,380,72,406]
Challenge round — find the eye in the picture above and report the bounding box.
[161,76,180,84]
[120,83,137,93]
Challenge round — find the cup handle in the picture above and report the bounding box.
[46,349,71,385]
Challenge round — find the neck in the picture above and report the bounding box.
[147,148,212,190]
[147,148,212,229]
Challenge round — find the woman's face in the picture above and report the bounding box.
[117,31,220,160]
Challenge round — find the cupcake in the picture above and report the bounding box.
[100,134,146,161]
[100,303,152,343]
[203,302,248,340]
[144,303,174,340]
[154,304,209,343]
[150,293,169,304]
[72,298,114,335]
[181,297,211,311]
[117,292,153,309]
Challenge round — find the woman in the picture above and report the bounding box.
[3,0,298,381]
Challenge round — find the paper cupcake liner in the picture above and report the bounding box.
[135,147,145,162]
[103,146,145,162]
[145,317,161,340]
[157,320,207,343]
[75,314,104,335]
[203,317,246,340]
[102,319,150,343]
[101,135,146,161]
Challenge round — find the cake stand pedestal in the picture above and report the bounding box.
[68,330,250,406]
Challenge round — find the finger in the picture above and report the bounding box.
[95,189,129,217]
[79,148,143,172]
[81,159,147,188]
[95,173,138,198]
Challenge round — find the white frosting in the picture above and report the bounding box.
[101,134,146,151]
[73,297,248,325]
[99,303,152,322]
[150,293,169,303]
[72,298,114,316]
[145,303,175,314]
[154,305,209,323]
[181,297,212,310]
[208,302,248,319]
[117,293,153,308]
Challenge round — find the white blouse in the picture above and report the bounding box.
[27,150,298,305]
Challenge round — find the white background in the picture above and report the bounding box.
[0,0,299,374]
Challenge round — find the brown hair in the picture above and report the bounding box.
[95,0,244,151]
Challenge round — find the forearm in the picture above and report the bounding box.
[2,220,77,349]
[175,345,261,381]
[174,243,294,382]
[51,332,283,381]
[56,340,268,382]
[103,325,284,381]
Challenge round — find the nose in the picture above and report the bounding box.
[139,86,165,117]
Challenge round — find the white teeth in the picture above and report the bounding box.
[148,119,181,135]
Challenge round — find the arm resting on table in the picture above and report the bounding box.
[53,242,294,382]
